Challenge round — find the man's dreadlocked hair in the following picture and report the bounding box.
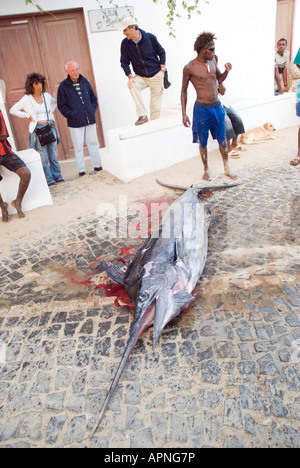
[194,32,217,54]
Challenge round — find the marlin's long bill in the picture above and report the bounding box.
[90,305,155,438]
[89,337,135,438]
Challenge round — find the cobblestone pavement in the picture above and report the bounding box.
[0,132,300,448]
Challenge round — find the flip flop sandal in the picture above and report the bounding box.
[228,150,240,159]
[234,144,247,151]
[290,158,300,166]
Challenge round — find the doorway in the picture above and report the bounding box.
[0,9,105,160]
[275,0,295,54]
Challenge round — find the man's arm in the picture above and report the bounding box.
[148,33,166,66]
[120,42,136,90]
[275,67,283,94]
[283,67,289,92]
[120,42,132,77]
[87,81,98,111]
[216,63,232,83]
[218,82,226,95]
[0,110,9,140]
[57,85,73,119]
[181,65,191,127]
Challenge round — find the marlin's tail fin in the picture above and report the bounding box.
[156,179,244,196]
[197,182,244,197]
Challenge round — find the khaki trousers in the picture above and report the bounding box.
[130,71,164,120]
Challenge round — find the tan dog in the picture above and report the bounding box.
[241,122,276,145]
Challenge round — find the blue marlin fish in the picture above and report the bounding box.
[90,181,242,436]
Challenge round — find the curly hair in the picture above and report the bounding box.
[25,73,47,95]
[194,32,217,54]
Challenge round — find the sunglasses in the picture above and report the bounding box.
[208,47,215,52]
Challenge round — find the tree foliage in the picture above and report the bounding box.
[25,0,44,13]
[25,0,208,36]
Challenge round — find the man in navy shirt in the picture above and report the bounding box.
[120,17,167,126]
[57,61,102,177]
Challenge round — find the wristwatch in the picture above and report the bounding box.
[161,67,166,71]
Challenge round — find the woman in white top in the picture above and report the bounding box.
[10,73,64,186]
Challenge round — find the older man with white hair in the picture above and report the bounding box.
[119,16,167,126]
[57,61,102,176]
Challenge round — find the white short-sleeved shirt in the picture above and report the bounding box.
[275,50,290,71]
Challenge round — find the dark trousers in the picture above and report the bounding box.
[224,106,245,140]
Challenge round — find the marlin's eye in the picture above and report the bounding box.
[140,292,149,302]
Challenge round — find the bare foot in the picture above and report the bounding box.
[290,156,300,166]
[1,202,11,223]
[202,171,212,181]
[11,200,25,219]
[224,171,238,180]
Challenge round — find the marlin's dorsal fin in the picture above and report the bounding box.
[92,260,126,285]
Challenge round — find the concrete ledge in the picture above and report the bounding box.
[231,92,298,131]
[101,115,197,182]
[101,93,299,182]
[0,149,53,215]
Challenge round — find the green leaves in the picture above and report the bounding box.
[25,0,44,13]
[166,0,205,37]
[24,0,207,36]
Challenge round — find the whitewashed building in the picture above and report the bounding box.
[1,0,299,180]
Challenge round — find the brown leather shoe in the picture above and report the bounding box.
[135,116,149,126]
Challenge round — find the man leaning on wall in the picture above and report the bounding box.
[119,16,167,126]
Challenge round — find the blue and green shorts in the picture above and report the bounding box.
[192,100,227,148]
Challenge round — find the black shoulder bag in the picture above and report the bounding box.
[148,34,171,89]
[164,70,171,89]
[35,95,57,146]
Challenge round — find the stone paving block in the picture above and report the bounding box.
[64,415,86,444]
[130,427,153,448]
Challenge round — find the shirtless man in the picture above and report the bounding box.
[0,109,31,222]
[181,31,237,181]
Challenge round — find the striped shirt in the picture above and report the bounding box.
[0,110,13,156]
[72,81,83,102]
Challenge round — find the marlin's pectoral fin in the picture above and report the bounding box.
[173,290,194,310]
[93,260,126,285]
[153,290,194,347]
[153,292,173,347]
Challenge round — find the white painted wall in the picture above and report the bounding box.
[292,0,300,60]
[1,0,299,145]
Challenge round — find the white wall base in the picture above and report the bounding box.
[101,115,198,182]
[101,93,299,183]
[232,92,298,132]
[0,149,53,215]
